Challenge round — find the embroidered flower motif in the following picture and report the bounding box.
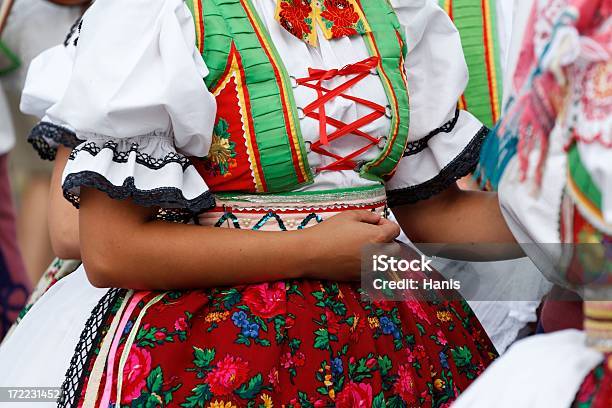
[367,316,379,328]
[268,367,280,390]
[436,329,449,346]
[204,118,237,177]
[280,351,306,368]
[121,345,152,403]
[436,310,453,322]
[241,321,260,338]
[206,311,230,323]
[207,401,236,408]
[320,0,360,37]
[380,316,401,339]
[335,381,373,408]
[278,0,313,42]
[330,357,343,375]
[276,0,368,45]
[205,355,250,395]
[349,314,365,342]
[231,310,249,327]
[393,364,418,404]
[260,394,274,408]
[405,344,427,364]
[174,316,188,332]
[439,351,450,369]
[242,282,286,318]
[324,309,342,336]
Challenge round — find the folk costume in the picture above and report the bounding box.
[0,0,497,406]
[457,0,612,406]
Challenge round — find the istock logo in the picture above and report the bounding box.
[372,254,433,273]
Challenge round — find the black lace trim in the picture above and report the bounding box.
[27,122,82,161]
[63,17,82,48]
[387,126,488,207]
[70,140,193,171]
[63,171,215,216]
[58,288,126,408]
[403,108,460,157]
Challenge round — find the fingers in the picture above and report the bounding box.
[377,218,401,242]
[348,209,382,225]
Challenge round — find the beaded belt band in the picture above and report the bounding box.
[198,185,388,231]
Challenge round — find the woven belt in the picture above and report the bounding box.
[199,185,387,231]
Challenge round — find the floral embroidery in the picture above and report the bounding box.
[203,118,237,177]
[67,281,495,407]
[205,355,251,395]
[277,0,313,43]
[119,346,152,403]
[207,401,236,408]
[275,0,370,46]
[320,0,365,38]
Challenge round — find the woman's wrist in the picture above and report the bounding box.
[283,228,324,280]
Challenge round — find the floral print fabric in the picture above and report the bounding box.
[275,0,370,46]
[78,280,496,407]
[572,354,611,408]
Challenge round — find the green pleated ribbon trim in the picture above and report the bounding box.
[187,0,410,190]
[358,0,411,181]
[568,144,602,213]
[439,0,503,128]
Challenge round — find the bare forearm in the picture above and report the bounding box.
[80,188,317,290]
[394,187,516,244]
[392,184,523,260]
[88,222,309,290]
[48,146,80,259]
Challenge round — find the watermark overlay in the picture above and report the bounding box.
[361,242,612,301]
[0,387,61,402]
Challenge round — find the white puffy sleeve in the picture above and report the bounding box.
[385,0,487,207]
[31,0,218,218]
[20,19,81,160]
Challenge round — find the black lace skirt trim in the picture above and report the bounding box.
[58,288,126,408]
[387,126,488,207]
[27,122,82,161]
[63,171,216,219]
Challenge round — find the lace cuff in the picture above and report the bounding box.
[62,133,215,219]
[386,117,487,207]
[28,121,83,161]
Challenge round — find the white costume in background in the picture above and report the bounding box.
[454,0,609,405]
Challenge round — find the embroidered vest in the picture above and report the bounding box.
[185,0,410,193]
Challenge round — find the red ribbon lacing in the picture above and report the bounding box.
[295,56,388,173]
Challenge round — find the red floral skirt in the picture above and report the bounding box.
[58,188,497,407]
[61,281,496,408]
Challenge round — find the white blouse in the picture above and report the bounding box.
[21,0,485,212]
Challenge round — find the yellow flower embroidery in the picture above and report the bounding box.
[205,311,230,323]
[207,401,236,408]
[204,118,237,177]
[436,311,452,322]
[350,314,360,331]
[261,394,273,408]
[368,316,379,328]
[434,378,446,391]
